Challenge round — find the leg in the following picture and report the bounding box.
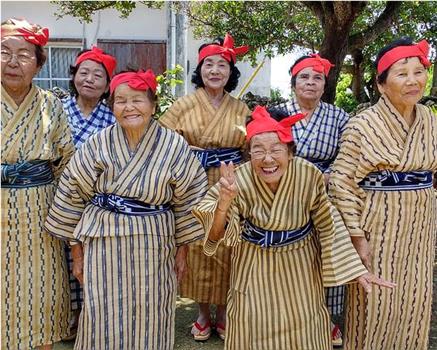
[191,303,212,341]
[36,345,52,350]
[215,304,226,340]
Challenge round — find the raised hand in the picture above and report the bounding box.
[218,161,238,208]
[356,272,396,294]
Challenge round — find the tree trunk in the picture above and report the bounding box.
[351,49,368,103]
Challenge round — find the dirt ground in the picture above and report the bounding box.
[55,266,437,350]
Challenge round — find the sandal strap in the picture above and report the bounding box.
[193,321,211,332]
[215,322,225,331]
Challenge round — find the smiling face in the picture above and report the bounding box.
[112,83,156,132]
[293,66,325,104]
[200,54,231,94]
[377,57,428,111]
[1,35,40,94]
[73,59,109,101]
[250,132,292,193]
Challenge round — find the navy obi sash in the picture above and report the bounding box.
[192,148,243,170]
[306,158,332,173]
[359,170,433,191]
[241,220,313,248]
[91,194,171,216]
[1,160,54,188]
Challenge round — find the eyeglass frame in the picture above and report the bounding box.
[1,50,36,64]
[249,147,289,160]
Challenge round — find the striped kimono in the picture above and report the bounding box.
[63,95,116,312]
[329,95,437,350]
[45,120,207,350]
[194,158,367,350]
[1,85,75,349]
[159,87,250,305]
[272,98,350,315]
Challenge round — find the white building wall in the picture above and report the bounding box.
[2,1,271,97]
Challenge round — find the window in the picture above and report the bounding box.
[34,42,83,90]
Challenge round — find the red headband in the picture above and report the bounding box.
[109,69,157,95]
[198,33,249,64]
[246,106,306,143]
[75,46,117,77]
[291,54,334,77]
[377,40,431,74]
[1,18,49,46]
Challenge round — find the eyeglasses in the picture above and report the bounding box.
[250,148,288,160]
[1,51,36,64]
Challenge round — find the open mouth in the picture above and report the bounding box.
[261,166,278,175]
[124,114,141,120]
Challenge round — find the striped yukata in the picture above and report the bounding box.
[194,158,367,350]
[62,95,116,311]
[329,95,437,350]
[45,120,207,350]
[271,98,350,315]
[1,85,75,349]
[159,87,250,305]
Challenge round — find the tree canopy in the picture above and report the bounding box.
[52,1,437,103]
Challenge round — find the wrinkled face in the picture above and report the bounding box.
[73,59,109,100]
[200,54,231,93]
[1,36,40,93]
[112,83,155,132]
[294,66,325,103]
[250,132,292,193]
[378,57,428,110]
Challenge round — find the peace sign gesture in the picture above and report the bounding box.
[218,161,238,208]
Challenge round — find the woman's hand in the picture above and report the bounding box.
[356,272,396,294]
[218,161,238,211]
[351,236,372,271]
[71,244,84,285]
[175,245,188,284]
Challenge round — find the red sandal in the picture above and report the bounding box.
[191,321,212,341]
[215,322,226,340]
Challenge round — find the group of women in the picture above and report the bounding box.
[1,17,436,350]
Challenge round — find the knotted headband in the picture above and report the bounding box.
[198,33,249,64]
[109,69,157,94]
[291,54,334,77]
[377,39,431,74]
[75,46,117,77]
[1,18,49,46]
[246,105,306,143]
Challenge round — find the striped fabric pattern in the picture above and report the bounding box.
[193,158,367,349]
[45,120,207,350]
[272,98,350,172]
[1,85,75,349]
[329,95,437,350]
[63,95,115,148]
[159,87,250,305]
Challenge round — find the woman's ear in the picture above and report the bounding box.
[376,81,385,95]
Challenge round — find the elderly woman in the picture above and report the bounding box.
[269,53,350,346]
[45,69,207,350]
[159,33,250,340]
[193,106,394,350]
[1,18,75,350]
[329,38,436,350]
[62,46,117,338]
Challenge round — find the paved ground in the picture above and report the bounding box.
[55,265,437,350]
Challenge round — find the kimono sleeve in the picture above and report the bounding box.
[311,171,367,286]
[45,140,97,243]
[192,182,242,257]
[328,117,374,237]
[51,96,75,179]
[170,139,208,246]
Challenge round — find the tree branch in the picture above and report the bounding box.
[349,1,403,50]
[301,1,324,22]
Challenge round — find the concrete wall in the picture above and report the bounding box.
[2,1,271,97]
